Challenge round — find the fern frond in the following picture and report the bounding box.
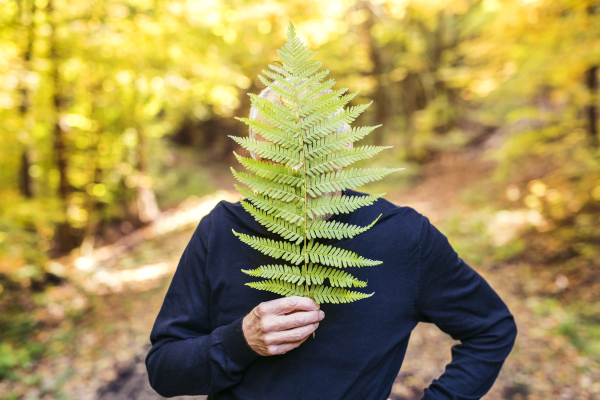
[304,103,372,143]
[300,87,349,117]
[242,265,304,284]
[231,168,303,203]
[234,152,303,187]
[305,263,367,287]
[235,117,300,150]
[298,79,337,105]
[236,186,304,224]
[257,74,296,105]
[305,239,382,268]
[306,214,381,240]
[232,230,303,264]
[261,69,297,91]
[293,62,323,86]
[242,264,367,288]
[231,22,403,306]
[294,70,330,96]
[266,63,293,79]
[247,93,298,125]
[308,285,374,304]
[300,91,359,131]
[228,137,302,166]
[305,126,382,160]
[308,168,404,197]
[307,146,393,175]
[306,193,385,218]
[240,201,304,244]
[246,279,306,297]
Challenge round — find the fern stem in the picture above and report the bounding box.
[299,99,310,300]
[290,61,310,302]
[294,79,315,338]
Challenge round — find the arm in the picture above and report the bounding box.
[415,216,517,400]
[145,214,325,397]
[145,214,260,397]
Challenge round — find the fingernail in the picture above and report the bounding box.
[315,322,319,328]
[319,311,325,320]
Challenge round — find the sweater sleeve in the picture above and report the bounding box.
[145,212,260,397]
[415,215,517,400]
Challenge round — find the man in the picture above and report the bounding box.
[145,87,518,400]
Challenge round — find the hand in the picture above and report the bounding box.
[242,296,325,356]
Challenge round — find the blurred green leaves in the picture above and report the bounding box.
[0,0,597,305]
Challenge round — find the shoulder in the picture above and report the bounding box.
[195,190,431,242]
[342,189,430,248]
[347,189,426,226]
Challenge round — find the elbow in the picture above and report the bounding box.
[470,312,518,360]
[145,340,214,397]
[507,313,518,350]
[145,342,178,398]
[146,369,170,398]
[494,312,518,358]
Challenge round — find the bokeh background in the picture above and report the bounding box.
[1,0,599,398]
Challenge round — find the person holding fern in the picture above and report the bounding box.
[146,23,517,400]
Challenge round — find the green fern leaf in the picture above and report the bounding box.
[306,214,381,240]
[232,230,303,264]
[234,152,303,187]
[298,79,337,105]
[242,265,305,284]
[304,263,367,287]
[234,117,300,150]
[306,192,384,220]
[307,146,393,175]
[235,185,304,224]
[228,137,303,167]
[231,168,303,203]
[309,285,374,304]
[305,239,382,268]
[240,201,304,244]
[304,103,372,143]
[300,87,349,117]
[305,125,381,159]
[242,264,367,293]
[308,167,404,197]
[246,279,306,297]
[230,22,403,305]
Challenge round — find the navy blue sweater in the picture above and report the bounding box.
[146,189,517,400]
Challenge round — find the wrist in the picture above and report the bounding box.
[219,315,261,367]
[242,310,265,356]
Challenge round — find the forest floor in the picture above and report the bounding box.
[2,145,599,400]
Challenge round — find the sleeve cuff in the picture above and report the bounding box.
[219,315,261,367]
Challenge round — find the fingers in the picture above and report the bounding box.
[265,339,309,356]
[264,310,324,332]
[256,296,319,316]
[245,297,325,357]
[265,322,319,347]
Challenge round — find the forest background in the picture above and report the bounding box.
[1,0,599,399]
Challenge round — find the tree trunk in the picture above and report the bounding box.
[48,0,75,251]
[586,65,598,146]
[361,1,390,145]
[18,0,36,198]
